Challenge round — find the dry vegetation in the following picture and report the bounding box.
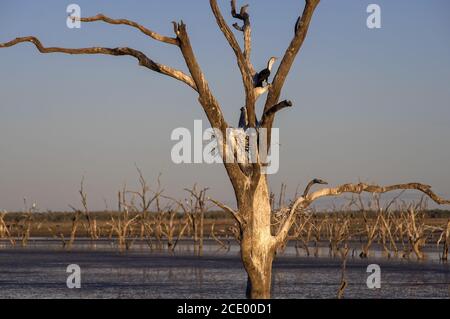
[1,175,449,300]
[1,172,449,264]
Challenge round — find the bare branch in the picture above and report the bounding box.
[209,197,245,228]
[230,0,255,75]
[260,100,293,128]
[0,36,197,91]
[77,14,179,45]
[231,1,248,21]
[307,183,450,205]
[276,182,450,244]
[209,0,256,127]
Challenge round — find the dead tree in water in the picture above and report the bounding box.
[168,186,209,256]
[127,167,164,240]
[2,0,450,298]
[160,209,189,252]
[67,207,82,250]
[108,207,139,252]
[0,211,15,246]
[402,200,428,260]
[361,216,379,258]
[437,220,450,261]
[337,243,349,299]
[68,178,98,249]
[20,199,36,247]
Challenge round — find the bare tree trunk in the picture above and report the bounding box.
[441,220,450,261]
[199,208,204,256]
[68,215,80,250]
[243,252,274,299]
[238,176,276,299]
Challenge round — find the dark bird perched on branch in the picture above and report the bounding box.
[238,107,248,129]
[236,107,256,155]
[238,107,261,130]
[254,57,277,87]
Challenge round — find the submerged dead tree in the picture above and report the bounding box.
[2,0,450,298]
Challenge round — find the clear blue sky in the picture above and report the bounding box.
[1,0,450,211]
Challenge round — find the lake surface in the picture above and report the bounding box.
[0,239,449,298]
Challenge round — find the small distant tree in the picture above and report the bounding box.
[1,0,449,298]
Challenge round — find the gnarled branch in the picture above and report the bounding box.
[307,183,450,205]
[77,14,179,45]
[209,0,256,128]
[275,182,450,244]
[0,36,197,91]
[230,0,255,75]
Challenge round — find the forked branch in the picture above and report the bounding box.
[209,0,256,127]
[230,0,255,75]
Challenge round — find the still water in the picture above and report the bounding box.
[0,239,449,298]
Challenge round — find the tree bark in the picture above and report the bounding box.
[236,175,276,299]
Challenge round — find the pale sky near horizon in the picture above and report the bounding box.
[1,0,450,211]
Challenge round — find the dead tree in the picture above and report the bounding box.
[20,199,36,247]
[337,243,349,299]
[67,207,82,250]
[437,219,450,261]
[68,177,97,247]
[2,0,450,299]
[0,211,15,246]
[160,209,189,252]
[108,206,139,252]
[127,167,163,240]
[402,201,428,260]
[359,211,380,258]
[184,186,208,256]
[167,186,209,255]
